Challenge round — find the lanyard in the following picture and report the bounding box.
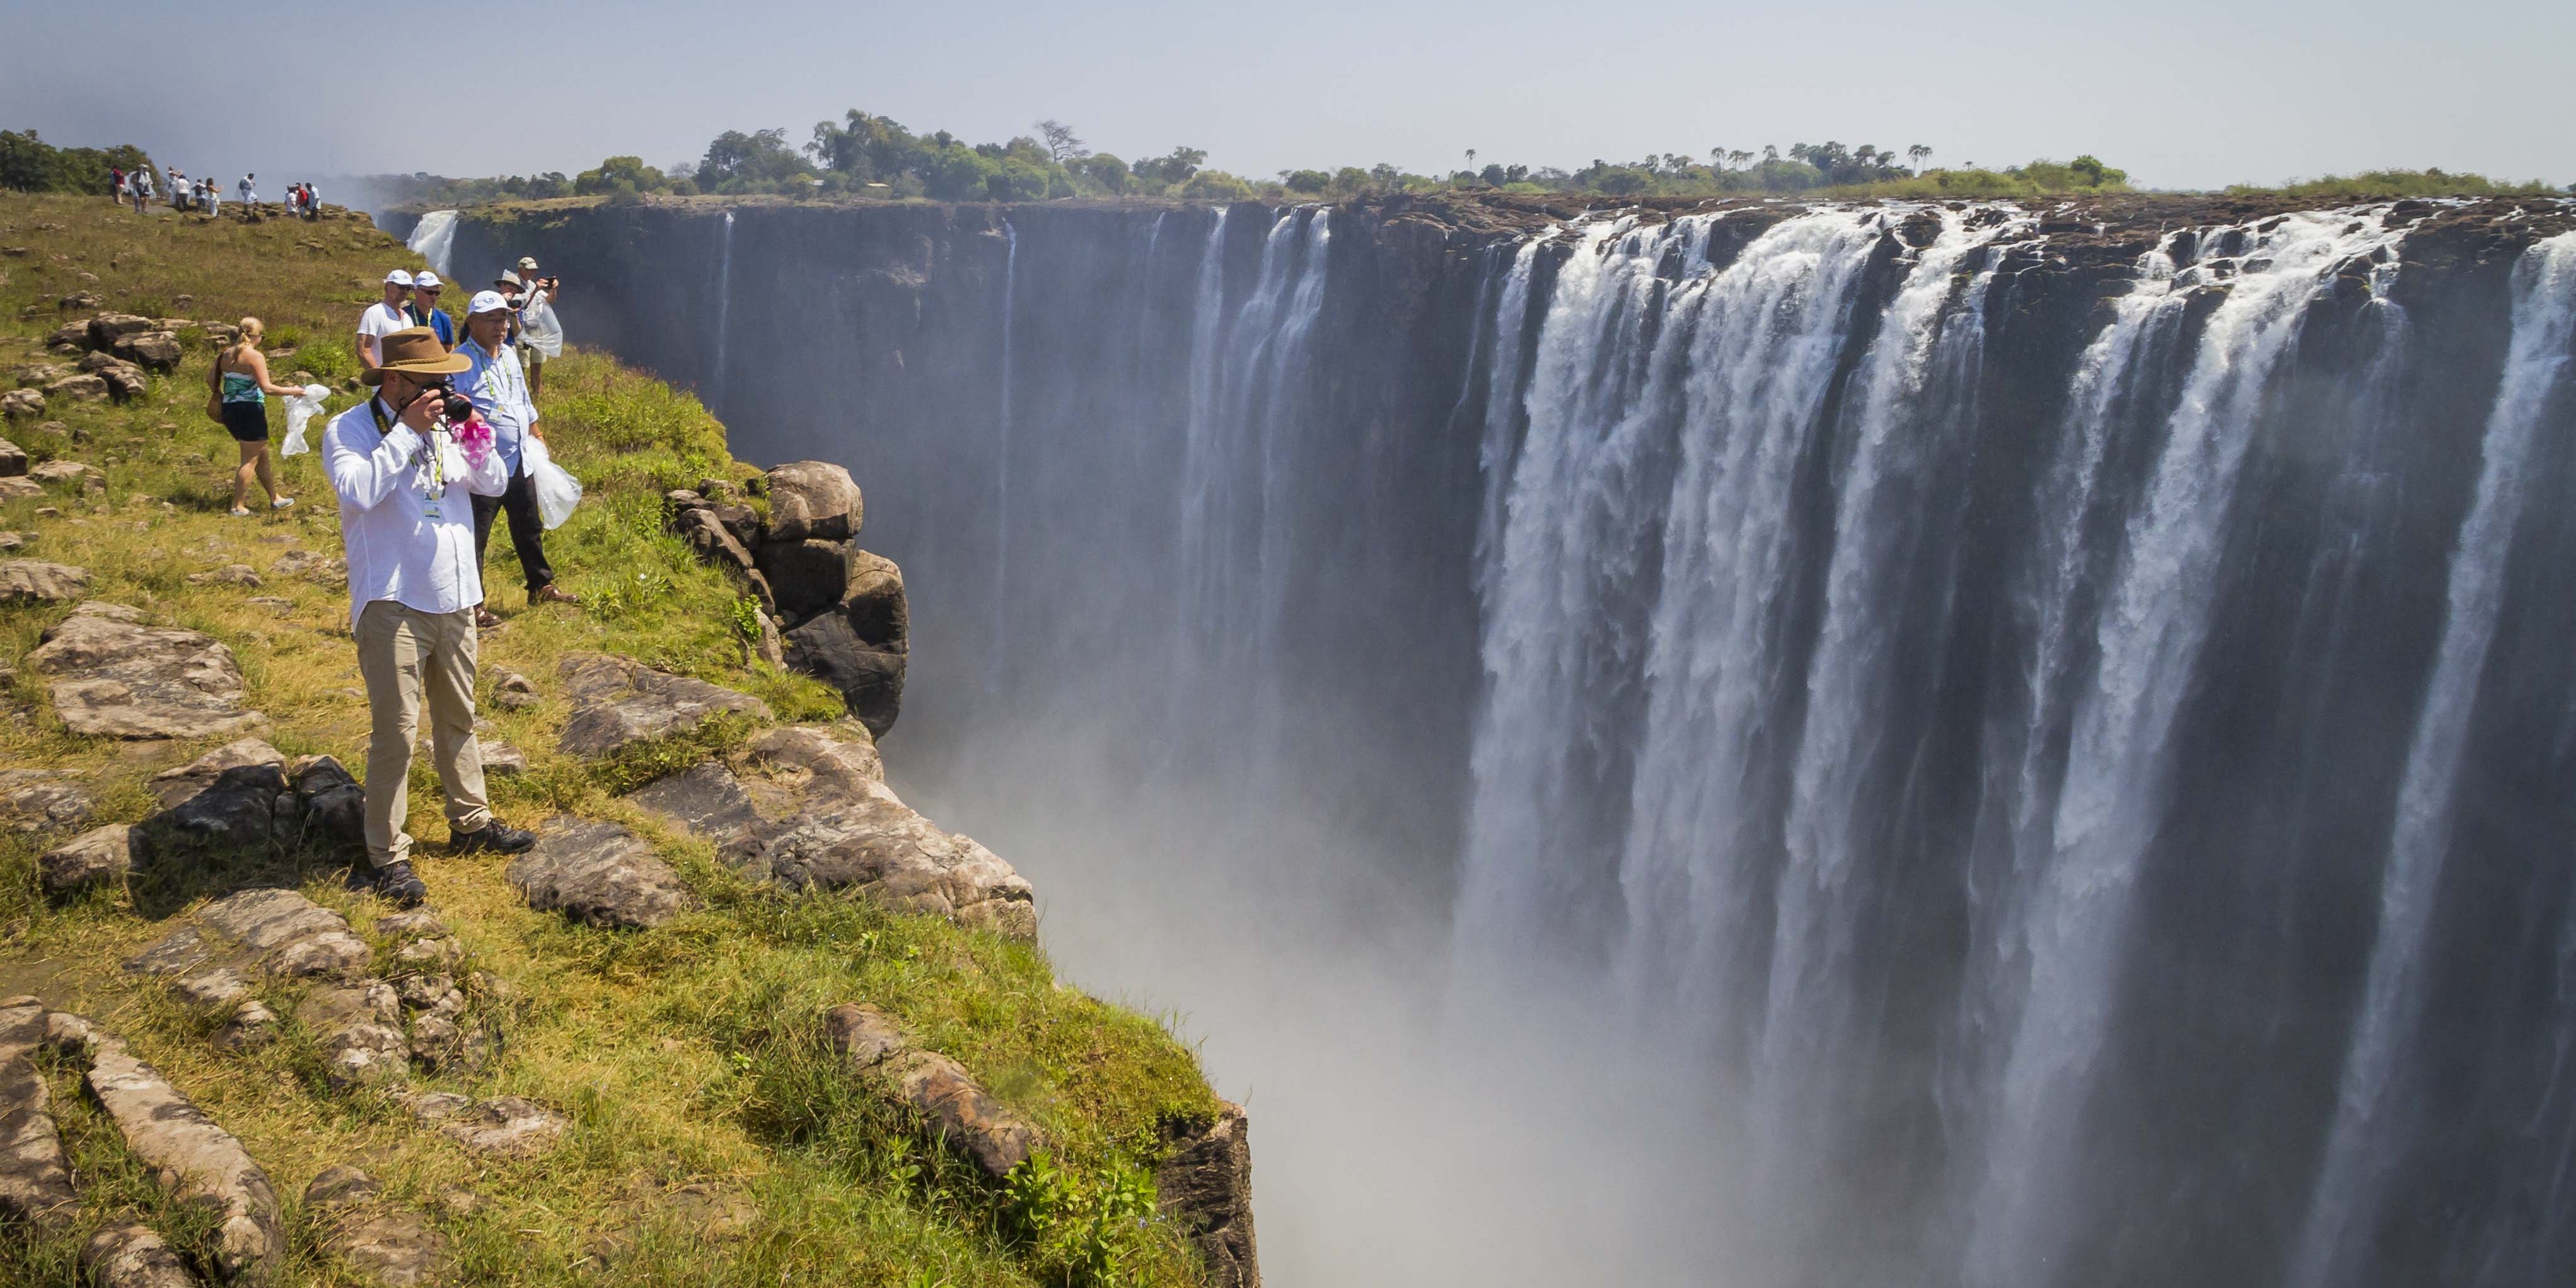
[371,397,446,499]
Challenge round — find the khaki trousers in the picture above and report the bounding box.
[356,600,490,867]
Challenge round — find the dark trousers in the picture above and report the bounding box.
[472,471,556,596]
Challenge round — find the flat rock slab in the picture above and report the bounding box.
[555,653,770,760]
[628,728,1032,939]
[38,821,133,893]
[127,887,370,983]
[506,818,694,929]
[404,1092,567,1158]
[0,558,89,604]
[86,1046,281,1278]
[26,601,265,740]
[84,1225,204,1288]
[149,737,285,808]
[0,768,93,833]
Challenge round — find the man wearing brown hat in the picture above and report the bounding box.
[321,327,536,907]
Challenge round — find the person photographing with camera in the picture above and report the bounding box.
[322,327,537,907]
[501,257,563,400]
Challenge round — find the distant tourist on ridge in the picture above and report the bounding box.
[108,166,124,202]
[200,178,219,219]
[129,167,153,213]
[409,271,456,349]
[321,327,538,908]
[207,318,301,516]
[357,269,415,374]
[458,289,580,627]
[237,173,257,217]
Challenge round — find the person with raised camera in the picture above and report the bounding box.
[322,327,537,908]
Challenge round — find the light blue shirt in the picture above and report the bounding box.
[453,337,537,477]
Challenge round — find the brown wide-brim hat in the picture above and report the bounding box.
[363,326,472,385]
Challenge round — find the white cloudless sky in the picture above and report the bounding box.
[7,0,2570,192]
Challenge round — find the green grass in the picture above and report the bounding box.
[0,192,1224,1287]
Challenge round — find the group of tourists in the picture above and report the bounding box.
[108,166,311,219]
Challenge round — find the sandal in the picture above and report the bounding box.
[229,506,251,517]
[532,584,582,606]
[473,606,501,630]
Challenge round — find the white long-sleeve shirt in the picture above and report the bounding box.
[322,398,509,630]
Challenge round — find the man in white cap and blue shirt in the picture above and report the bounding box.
[322,325,537,907]
[358,269,415,375]
[456,289,579,629]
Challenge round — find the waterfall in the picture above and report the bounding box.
[712,210,734,413]
[405,209,456,277]
[992,218,1019,688]
[2288,230,2576,1288]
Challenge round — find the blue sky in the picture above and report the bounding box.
[8,0,2570,191]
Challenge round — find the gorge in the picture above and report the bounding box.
[436,193,2576,1287]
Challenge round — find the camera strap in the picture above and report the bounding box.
[373,395,449,511]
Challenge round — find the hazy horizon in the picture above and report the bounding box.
[8,0,2571,195]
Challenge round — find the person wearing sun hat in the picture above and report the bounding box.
[322,327,537,908]
[407,270,456,349]
[455,289,579,627]
[357,269,415,374]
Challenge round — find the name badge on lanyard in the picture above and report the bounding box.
[374,397,446,518]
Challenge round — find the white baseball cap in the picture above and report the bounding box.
[384,269,414,286]
[467,289,512,316]
[516,257,539,272]
[413,271,443,289]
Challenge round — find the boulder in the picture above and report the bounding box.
[290,755,366,852]
[44,373,108,403]
[113,330,182,373]
[38,822,134,893]
[0,558,87,603]
[554,652,770,760]
[98,364,146,402]
[25,601,265,740]
[506,818,694,929]
[482,741,528,776]
[0,530,28,551]
[0,1032,77,1229]
[10,364,67,389]
[129,762,288,869]
[762,460,861,543]
[82,1225,202,1288]
[0,436,23,473]
[1157,1103,1261,1288]
[782,612,905,738]
[713,503,762,550]
[125,887,370,983]
[149,736,285,808]
[86,312,157,348]
[841,549,909,647]
[755,538,848,620]
[675,508,765,605]
[85,1045,282,1278]
[0,477,38,503]
[823,1002,908,1070]
[0,388,39,421]
[0,769,92,833]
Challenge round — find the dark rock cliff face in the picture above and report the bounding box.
[452,194,2576,1288]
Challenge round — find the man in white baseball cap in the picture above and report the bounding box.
[408,271,456,349]
[358,269,416,374]
[455,289,579,625]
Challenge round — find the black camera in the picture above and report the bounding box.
[421,380,475,425]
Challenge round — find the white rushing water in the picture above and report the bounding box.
[2287,229,2576,1288]
[404,209,456,277]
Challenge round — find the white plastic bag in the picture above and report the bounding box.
[279,383,331,455]
[523,434,581,530]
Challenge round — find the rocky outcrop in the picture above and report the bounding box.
[85,1044,282,1279]
[296,981,409,1091]
[38,822,134,893]
[823,1003,1040,1178]
[83,1225,204,1288]
[555,652,770,760]
[0,436,25,473]
[627,724,1034,939]
[506,818,694,929]
[762,461,862,543]
[782,612,904,738]
[125,888,371,983]
[25,602,266,740]
[0,557,88,603]
[1158,1103,1260,1288]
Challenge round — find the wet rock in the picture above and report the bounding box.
[506,818,694,929]
[85,1045,282,1278]
[0,768,92,833]
[126,887,370,982]
[25,601,265,740]
[187,564,261,588]
[83,1224,202,1288]
[1157,1102,1260,1288]
[761,460,861,543]
[130,762,289,868]
[555,653,770,760]
[0,557,89,603]
[38,821,133,893]
[149,737,285,808]
[782,612,905,738]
